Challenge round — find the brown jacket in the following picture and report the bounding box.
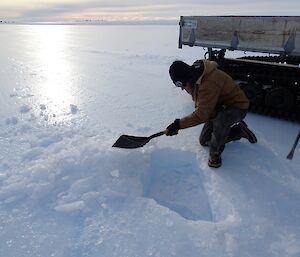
[180,60,249,129]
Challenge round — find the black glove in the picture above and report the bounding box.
[166,119,180,136]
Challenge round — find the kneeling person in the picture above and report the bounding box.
[166,60,257,168]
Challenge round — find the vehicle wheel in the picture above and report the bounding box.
[239,82,264,105]
[265,87,294,111]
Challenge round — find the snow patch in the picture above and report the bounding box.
[70,104,78,114]
[110,169,120,178]
[10,87,34,99]
[5,117,18,125]
[137,127,152,133]
[22,147,43,161]
[19,104,31,113]
[55,200,85,212]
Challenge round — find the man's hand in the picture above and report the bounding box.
[166,119,180,136]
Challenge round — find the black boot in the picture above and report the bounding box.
[208,151,222,168]
[226,124,243,142]
[240,121,257,144]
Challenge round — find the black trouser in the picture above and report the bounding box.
[199,108,247,153]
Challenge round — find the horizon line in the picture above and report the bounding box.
[0,19,179,25]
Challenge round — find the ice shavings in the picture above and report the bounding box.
[110,169,120,178]
[10,87,34,99]
[0,128,229,222]
[55,200,85,213]
[5,117,18,125]
[19,104,31,113]
[70,104,78,114]
[22,147,43,161]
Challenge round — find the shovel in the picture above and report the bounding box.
[112,130,167,149]
[287,130,300,160]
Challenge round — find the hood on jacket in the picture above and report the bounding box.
[191,60,218,101]
[194,60,218,85]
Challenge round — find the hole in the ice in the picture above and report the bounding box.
[143,149,213,221]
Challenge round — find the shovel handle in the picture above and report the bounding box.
[149,130,167,140]
[287,130,300,160]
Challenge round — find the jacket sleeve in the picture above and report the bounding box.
[179,80,221,129]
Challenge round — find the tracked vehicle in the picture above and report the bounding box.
[178,16,300,121]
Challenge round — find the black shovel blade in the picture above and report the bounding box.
[112,135,150,149]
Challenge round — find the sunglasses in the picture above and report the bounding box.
[174,81,185,88]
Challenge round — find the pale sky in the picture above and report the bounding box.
[0,0,299,23]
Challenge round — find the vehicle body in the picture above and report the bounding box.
[179,16,300,120]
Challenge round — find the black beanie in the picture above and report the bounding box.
[169,60,194,85]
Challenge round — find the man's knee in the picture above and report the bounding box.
[214,108,245,128]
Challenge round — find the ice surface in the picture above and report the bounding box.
[0,24,299,257]
[70,104,78,114]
